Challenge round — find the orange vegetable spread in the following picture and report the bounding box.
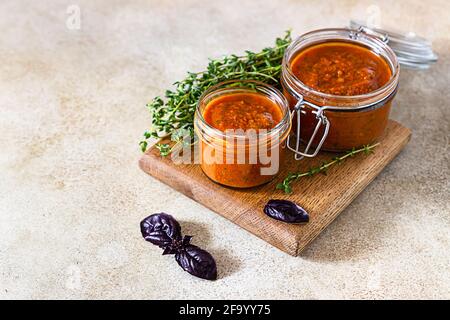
[284,41,394,151]
[203,93,282,131]
[291,42,392,96]
[199,92,286,188]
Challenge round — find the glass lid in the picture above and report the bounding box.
[350,20,438,69]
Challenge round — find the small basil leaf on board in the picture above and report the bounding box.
[140,213,182,249]
[264,199,309,224]
[175,245,217,281]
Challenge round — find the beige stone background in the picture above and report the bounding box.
[0,0,449,299]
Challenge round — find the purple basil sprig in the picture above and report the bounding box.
[140,213,217,280]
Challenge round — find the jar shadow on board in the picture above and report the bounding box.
[281,28,400,154]
[194,80,291,188]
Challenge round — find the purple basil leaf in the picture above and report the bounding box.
[140,213,182,249]
[264,199,309,224]
[175,245,217,281]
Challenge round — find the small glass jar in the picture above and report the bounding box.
[194,80,291,188]
[281,28,400,156]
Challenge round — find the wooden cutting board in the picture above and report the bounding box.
[139,120,411,256]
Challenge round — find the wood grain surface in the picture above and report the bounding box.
[139,120,411,256]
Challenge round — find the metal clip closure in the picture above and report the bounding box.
[350,25,389,44]
[286,96,330,161]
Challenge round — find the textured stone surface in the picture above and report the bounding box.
[0,0,449,299]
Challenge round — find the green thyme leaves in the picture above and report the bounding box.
[140,31,292,154]
[276,143,380,194]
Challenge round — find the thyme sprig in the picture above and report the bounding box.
[276,143,380,194]
[140,31,292,154]
[154,128,195,157]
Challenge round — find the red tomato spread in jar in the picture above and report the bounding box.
[282,36,397,152]
[196,89,289,188]
[290,42,392,96]
[203,93,283,131]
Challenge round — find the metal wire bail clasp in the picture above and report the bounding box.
[286,96,330,160]
[349,22,389,44]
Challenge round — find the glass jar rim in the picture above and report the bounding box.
[282,28,400,110]
[194,80,291,141]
